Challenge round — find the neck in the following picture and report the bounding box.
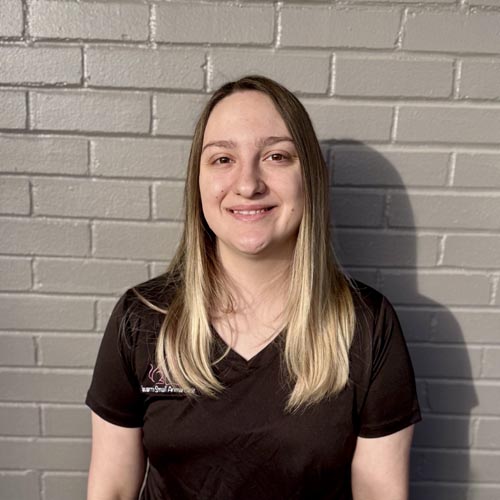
[216,245,294,309]
[210,246,292,349]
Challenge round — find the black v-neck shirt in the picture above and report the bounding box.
[86,276,421,500]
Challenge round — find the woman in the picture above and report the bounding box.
[86,76,421,499]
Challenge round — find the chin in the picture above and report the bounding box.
[235,242,269,256]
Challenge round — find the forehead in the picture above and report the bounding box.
[203,91,290,142]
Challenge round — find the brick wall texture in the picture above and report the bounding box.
[1,1,499,499]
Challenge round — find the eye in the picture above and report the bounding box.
[213,156,232,165]
[265,152,290,162]
[270,153,285,161]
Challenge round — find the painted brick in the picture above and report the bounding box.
[460,61,500,100]
[0,176,30,214]
[32,178,150,220]
[413,415,472,448]
[39,334,100,368]
[0,295,94,331]
[411,483,500,500]
[150,263,169,279]
[443,235,500,268]
[0,217,90,256]
[343,269,378,289]
[87,47,205,90]
[330,190,385,227]
[332,147,449,187]
[454,153,500,188]
[335,56,453,98]
[210,50,330,94]
[0,91,26,129]
[0,46,81,85]
[348,0,455,3]
[428,381,497,415]
[0,370,91,403]
[42,405,91,437]
[0,437,90,470]
[482,348,500,379]
[96,298,118,332]
[0,0,23,37]
[380,271,491,306]
[396,106,500,145]
[389,193,500,230]
[434,310,500,344]
[155,3,274,44]
[0,471,39,500]
[35,258,148,294]
[93,221,182,260]
[0,335,35,366]
[43,473,88,500]
[335,230,438,267]
[0,257,31,291]
[0,135,88,175]
[32,90,150,134]
[0,404,39,436]
[92,138,189,179]
[470,0,500,5]
[281,6,400,49]
[30,0,148,41]
[396,308,434,342]
[403,11,500,54]
[302,100,393,141]
[412,449,500,482]
[153,182,184,220]
[0,0,499,491]
[476,418,500,448]
[415,380,428,412]
[409,344,481,378]
[155,93,208,136]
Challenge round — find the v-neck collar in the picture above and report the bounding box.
[211,326,282,371]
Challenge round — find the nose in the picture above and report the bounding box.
[234,157,266,198]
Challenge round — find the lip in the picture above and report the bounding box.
[225,204,276,221]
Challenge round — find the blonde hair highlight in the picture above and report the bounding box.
[137,76,355,411]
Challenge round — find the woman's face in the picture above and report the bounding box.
[199,90,304,262]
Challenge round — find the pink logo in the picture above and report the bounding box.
[148,364,166,385]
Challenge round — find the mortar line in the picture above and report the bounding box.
[395,7,408,51]
[149,3,158,49]
[452,58,462,100]
[328,52,336,97]
[273,2,283,49]
[436,234,446,266]
[490,275,499,306]
[446,152,457,187]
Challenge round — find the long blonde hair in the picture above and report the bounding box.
[137,76,355,412]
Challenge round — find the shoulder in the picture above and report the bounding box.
[348,279,405,357]
[111,273,178,345]
[130,273,177,306]
[118,273,178,315]
[348,279,388,324]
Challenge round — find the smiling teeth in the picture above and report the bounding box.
[232,208,268,215]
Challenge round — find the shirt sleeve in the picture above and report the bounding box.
[358,296,421,438]
[85,292,144,428]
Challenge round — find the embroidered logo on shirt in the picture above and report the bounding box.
[141,364,196,395]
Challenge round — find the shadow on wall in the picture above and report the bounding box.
[323,140,479,500]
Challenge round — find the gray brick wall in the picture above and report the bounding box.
[0,1,499,499]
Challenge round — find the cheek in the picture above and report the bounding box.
[215,189,226,201]
[290,175,305,208]
[200,173,223,201]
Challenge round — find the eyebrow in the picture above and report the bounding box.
[201,136,294,153]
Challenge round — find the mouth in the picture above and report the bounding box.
[228,207,274,215]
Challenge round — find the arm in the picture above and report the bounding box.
[87,412,146,500]
[351,425,414,500]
